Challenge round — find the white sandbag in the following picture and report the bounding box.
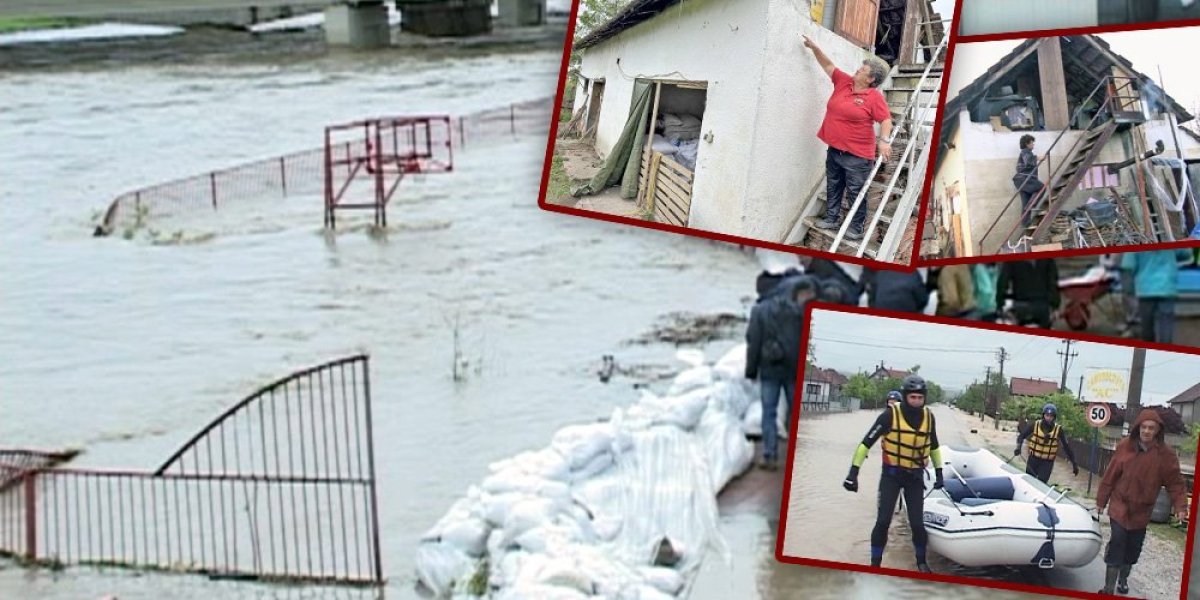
[419,497,473,542]
[709,380,754,418]
[712,343,747,380]
[502,497,563,546]
[633,585,678,600]
[661,112,683,127]
[414,541,474,597]
[489,448,571,482]
[533,557,596,595]
[679,113,702,128]
[482,472,572,505]
[571,450,614,482]
[696,409,754,493]
[438,516,491,557]
[742,400,762,436]
[674,348,706,368]
[655,387,711,430]
[637,566,685,595]
[552,423,617,470]
[494,584,591,600]
[480,492,531,527]
[666,365,713,396]
[650,134,679,154]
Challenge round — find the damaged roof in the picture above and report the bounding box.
[938,34,1193,162]
[574,0,683,50]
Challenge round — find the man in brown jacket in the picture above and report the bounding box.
[936,264,977,318]
[1095,409,1190,595]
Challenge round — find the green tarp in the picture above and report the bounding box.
[573,81,653,199]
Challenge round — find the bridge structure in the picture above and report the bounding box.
[0,0,548,47]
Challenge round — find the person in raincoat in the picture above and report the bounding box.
[842,375,944,573]
[1095,408,1189,595]
[1121,249,1194,344]
[745,276,818,470]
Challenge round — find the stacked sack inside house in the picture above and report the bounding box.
[415,344,767,598]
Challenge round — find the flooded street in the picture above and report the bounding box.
[779,406,1186,599]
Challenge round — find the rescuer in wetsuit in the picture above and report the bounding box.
[1015,403,1079,483]
[885,389,902,407]
[843,375,943,572]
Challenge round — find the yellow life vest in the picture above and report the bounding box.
[881,404,932,469]
[1027,422,1061,460]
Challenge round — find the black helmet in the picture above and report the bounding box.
[1043,403,1057,416]
[901,375,927,396]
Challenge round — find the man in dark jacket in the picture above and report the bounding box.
[995,259,1060,328]
[1096,409,1189,595]
[800,256,863,305]
[745,276,818,470]
[861,268,929,313]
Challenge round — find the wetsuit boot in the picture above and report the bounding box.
[870,546,884,567]
[1117,565,1131,594]
[1100,565,1119,594]
[914,543,930,573]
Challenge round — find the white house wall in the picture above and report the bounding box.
[577,0,769,232]
[1143,120,1200,159]
[740,0,873,242]
[959,0,1097,36]
[932,116,969,254]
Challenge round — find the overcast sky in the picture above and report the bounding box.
[946,27,1200,115]
[809,309,1200,405]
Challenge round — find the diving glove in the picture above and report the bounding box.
[843,466,859,492]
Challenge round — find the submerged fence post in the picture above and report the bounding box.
[23,472,36,561]
[280,157,288,197]
[210,173,218,210]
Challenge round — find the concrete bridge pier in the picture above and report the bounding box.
[496,0,544,27]
[324,1,391,48]
[395,0,491,36]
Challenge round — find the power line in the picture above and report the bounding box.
[810,337,996,354]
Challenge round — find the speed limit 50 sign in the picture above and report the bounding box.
[1086,403,1112,427]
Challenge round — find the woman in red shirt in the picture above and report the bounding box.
[803,35,893,242]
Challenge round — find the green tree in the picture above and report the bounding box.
[575,0,629,39]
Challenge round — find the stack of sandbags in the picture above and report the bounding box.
[661,113,701,144]
[415,346,759,598]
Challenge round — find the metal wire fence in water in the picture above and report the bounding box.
[0,355,383,587]
[98,97,554,235]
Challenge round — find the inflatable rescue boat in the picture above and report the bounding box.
[922,446,1102,569]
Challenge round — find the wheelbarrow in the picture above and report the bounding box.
[1058,267,1117,330]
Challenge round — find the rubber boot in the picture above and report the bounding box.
[870,546,884,567]
[1117,565,1131,594]
[914,543,930,573]
[1099,565,1119,594]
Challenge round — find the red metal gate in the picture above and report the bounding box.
[323,115,454,229]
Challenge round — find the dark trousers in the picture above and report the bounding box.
[871,467,927,549]
[1025,455,1054,483]
[825,147,873,232]
[1019,189,1038,226]
[1138,298,1176,344]
[1011,300,1052,328]
[1104,519,1147,566]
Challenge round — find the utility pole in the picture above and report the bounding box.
[1126,347,1146,432]
[982,368,991,422]
[995,347,1008,430]
[1057,339,1078,392]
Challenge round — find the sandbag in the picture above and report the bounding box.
[666,365,713,396]
[571,450,615,482]
[637,565,684,595]
[552,423,618,470]
[414,542,474,597]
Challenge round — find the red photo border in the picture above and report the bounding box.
[776,301,1200,600]
[912,6,1200,267]
[537,1,1200,270]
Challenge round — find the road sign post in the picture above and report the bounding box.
[1086,403,1111,495]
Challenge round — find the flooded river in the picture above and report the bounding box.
[0,30,1192,600]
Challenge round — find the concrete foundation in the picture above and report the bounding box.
[496,0,543,27]
[324,2,391,48]
[396,0,491,37]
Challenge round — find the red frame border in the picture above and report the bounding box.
[535,0,930,270]
[776,301,1200,600]
[912,7,1200,266]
